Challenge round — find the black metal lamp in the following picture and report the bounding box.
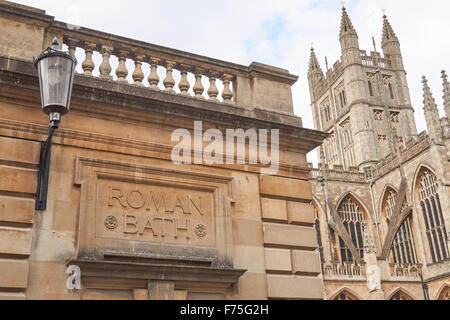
[34,37,77,210]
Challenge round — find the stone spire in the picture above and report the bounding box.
[307,47,324,102]
[442,70,450,119]
[381,14,398,44]
[422,76,442,142]
[308,47,323,77]
[340,6,357,39]
[423,76,438,112]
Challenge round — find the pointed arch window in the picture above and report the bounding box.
[390,290,414,300]
[313,204,324,263]
[437,286,450,300]
[368,81,374,97]
[417,169,449,263]
[334,290,359,300]
[382,188,418,265]
[388,83,394,99]
[337,196,365,263]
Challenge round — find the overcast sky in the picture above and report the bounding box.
[14,0,450,164]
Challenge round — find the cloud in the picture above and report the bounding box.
[13,0,450,165]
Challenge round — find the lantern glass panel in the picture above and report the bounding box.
[37,55,75,115]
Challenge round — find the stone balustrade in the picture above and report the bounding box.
[400,135,430,162]
[310,167,367,183]
[389,263,422,280]
[22,20,297,113]
[62,36,235,104]
[373,135,430,179]
[360,50,391,69]
[323,262,367,280]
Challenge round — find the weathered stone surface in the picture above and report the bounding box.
[0,166,36,195]
[0,227,32,255]
[233,245,266,274]
[0,16,45,59]
[261,198,287,222]
[260,175,312,201]
[0,259,29,289]
[287,201,315,225]
[291,250,322,275]
[265,248,292,273]
[0,136,40,165]
[267,275,324,299]
[82,289,133,300]
[236,272,268,300]
[232,219,264,247]
[0,292,26,300]
[263,223,317,250]
[0,196,34,224]
[133,289,149,300]
[173,290,188,300]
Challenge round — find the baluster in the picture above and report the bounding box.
[148,57,160,89]
[178,64,191,96]
[221,73,234,103]
[193,68,205,98]
[99,45,113,79]
[132,54,145,86]
[116,50,129,83]
[207,71,219,101]
[81,42,96,76]
[163,60,176,92]
[66,38,79,58]
[65,38,79,74]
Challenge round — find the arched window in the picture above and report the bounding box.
[368,81,374,96]
[417,169,449,263]
[382,188,417,265]
[388,83,394,99]
[337,195,366,263]
[334,290,360,300]
[437,285,450,300]
[390,289,414,300]
[313,203,324,263]
[391,217,417,265]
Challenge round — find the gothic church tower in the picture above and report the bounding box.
[308,7,418,171]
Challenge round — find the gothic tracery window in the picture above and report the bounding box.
[340,118,356,168]
[334,82,347,110]
[368,80,374,97]
[324,131,339,167]
[417,169,449,264]
[337,196,366,263]
[382,188,417,265]
[313,203,324,263]
[389,83,395,99]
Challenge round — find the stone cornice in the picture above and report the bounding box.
[0,1,53,23]
[70,259,247,285]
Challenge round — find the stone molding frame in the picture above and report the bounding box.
[73,156,236,268]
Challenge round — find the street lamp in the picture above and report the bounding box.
[33,37,77,210]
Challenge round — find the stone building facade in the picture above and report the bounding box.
[0,1,328,300]
[308,7,450,300]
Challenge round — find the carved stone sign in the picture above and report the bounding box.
[96,181,214,246]
[74,157,234,265]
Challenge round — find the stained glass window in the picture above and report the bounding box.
[418,169,449,263]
